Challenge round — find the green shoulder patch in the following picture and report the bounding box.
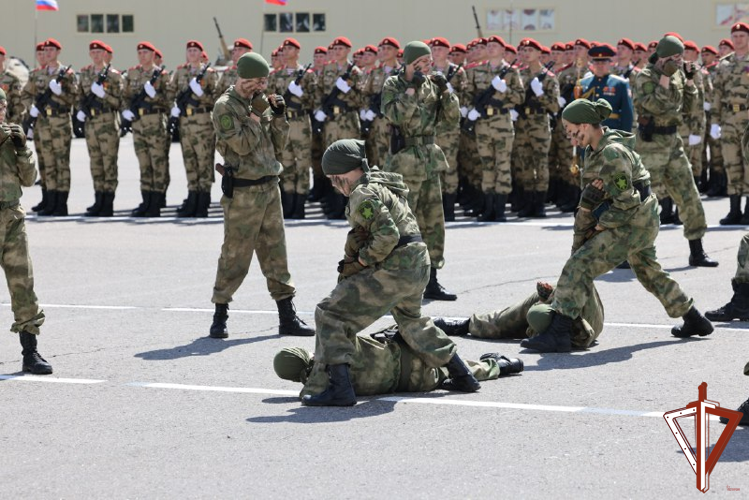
[641,81,656,95]
[358,200,376,220]
[614,174,629,192]
[219,114,234,131]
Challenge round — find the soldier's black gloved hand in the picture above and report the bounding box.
[338,258,365,279]
[412,71,426,87]
[251,92,270,117]
[430,73,449,93]
[579,182,606,211]
[9,124,26,149]
[269,94,286,116]
[344,227,369,259]
[683,62,696,79]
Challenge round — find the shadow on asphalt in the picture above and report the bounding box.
[134,334,278,360]
[246,398,397,423]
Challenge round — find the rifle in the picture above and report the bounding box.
[282,63,312,111]
[312,61,355,135]
[622,64,635,80]
[461,59,516,136]
[22,64,72,134]
[73,63,111,137]
[516,61,555,119]
[167,62,212,136]
[213,17,231,63]
[472,6,484,38]
[120,66,164,137]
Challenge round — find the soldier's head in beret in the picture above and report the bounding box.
[186,40,203,65]
[683,40,699,62]
[378,37,399,65]
[573,38,591,61]
[561,98,613,148]
[485,35,506,61]
[282,38,301,64]
[719,38,735,57]
[430,37,451,63]
[88,40,106,66]
[330,36,352,64]
[136,42,156,67]
[43,38,62,65]
[519,38,543,65]
[731,23,749,53]
[361,45,378,67]
[322,139,370,196]
[231,39,252,64]
[448,43,467,65]
[154,48,163,64]
[701,45,718,66]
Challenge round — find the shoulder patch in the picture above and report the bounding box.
[358,200,375,220]
[603,146,620,161]
[613,174,629,192]
[641,81,656,95]
[219,114,234,131]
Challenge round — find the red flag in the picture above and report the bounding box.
[266,0,287,5]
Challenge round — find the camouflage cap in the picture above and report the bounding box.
[403,41,431,65]
[656,36,684,58]
[273,347,313,382]
[562,98,612,124]
[527,304,553,334]
[237,52,270,79]
[322,139,369,175]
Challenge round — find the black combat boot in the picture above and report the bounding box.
[659,197,676,224]
[277,297,314,336]
[741,197,749,225]
[209,303,229,338]
[720,398,749,425]
[39,190,58,216]
[520,311,573,353]
[131,191,151,217]
[144,192,162,217]
[301,364,357,406]
[290,194,306,219]
[177,191,198,218]
[671,306,714,338]
[720,195,743,225]
[706,171,727,198]
[517,191,536,218]
[281,191,295,219]
[510,186,525,212]
[98,191,115,217]
[705,280,749,322]
[479,353,524,376]
[442,192,456,222]
[32,188,48,212]
[494,193,508,222]
[464,188,485,217]
[52,191,69,216]
[441,353,481,392]
[423,267,457,301]
[86,191,103,215]
[194,191,211,218]
[531,191,547,218]
[688,239,719,267]
[19,331,53,375]
[559,184,580,213]
[433,317,469,336]
[477,192,496,222]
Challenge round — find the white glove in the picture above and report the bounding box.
[710,123,721,140]
[91,82,106,99]
[144,81,156,98]
[530,77,544,97]
[467,109,481,121]
[335,77,351,93]
[558,96,567,108]
[29,105,40,118]
[491,76,507,92]
[288,81,303,97]
[76,110,87,122]
[314,109,327,122]
[364,109,377,121]
[460,106,468,118]
[359,109,367,120]
[688,134,702,146]
[510,109,519,121]
[171,106,181,118]
[703,102,712,112]
[49,79,62,96]
[122,109,136,122]
[189,78,204,97]
[446,82,454,94]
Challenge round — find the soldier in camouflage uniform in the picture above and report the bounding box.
[711,23,749,224]
[463,35,524,222]
[706,233,749,323]
[0,47,25,123]
[458,39,487,217]
[547,42,577,212]
[216,39,253,98]
[522,99,713,353]
[513,38,560,218]
[307,46,329,203]
[0,88,52,374]
[75,40,123,217]
[382,41,460,301]
[22,38,77,217]
[168,40,219,218]
[267,37,317,219]
[701,45,726,197]
[301,139,480,407]
[28,43,47,214]
[633,36,717,267]
[121,41,173,217]
[208,52,312,341]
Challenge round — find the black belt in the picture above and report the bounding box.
[184,106,212,116]
[484,106,509,117]
[233,175,278,187]
[633,181,651,200]
[89,107,114,117]
[285,109,307,119]
[725,103,748,113]
[44,107,70,117]
[0,200,19,210]
[395,234,423,248]
[652,125,677,135]
[522,106,546,116]
[404,136,435,147]
[137,108,166,116]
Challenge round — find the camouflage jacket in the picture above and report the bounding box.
[216,66,238,97]
[680,66,707,137]
[465,60,524,116]
[432,62,468,106]
[710,52,749,125]
[168,63,219,110]
[77,64,124,114]
[316,61,363,115]
[122,65,173,112]
[268,63,318,114]
[381,72,460,180]
[212,87,288,180]
[22,62,78,114]
[1,70,25,122]
[346,168,427,269]
[362,64,399,116]
[517,65,560,115]
[583,128,651,229]
[0,127,36,202]
[633,63,698,127]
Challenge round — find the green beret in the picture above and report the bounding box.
[322,139,369,175]
[0,88,5,101]
[403,41,431,65]
[273,347,313,382]
[526,304,554,334]
[562,98,612,124]
[237,53,270,79]
[656,36,684,58]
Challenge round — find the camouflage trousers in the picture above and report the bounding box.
[735,233,749,284]
[280,115,312,195]
[475,115,514,194]
[703,134,724,174]
[718,117,749,195]
[0,205,45,335]
[310,130,324,180]
[313,258,456,368]
[133,113,169,193]
[680,131,704,178]
[458,131,482,189]
[367,117,390,169]
[36,115,72,192]
[548,121,577,186]
[436,129,460,194]
[179,113,215,193]
[552,195,693,320]
[636,133,707,240]
[32,129,46,187]
[513,114,552,191]
[404,174,446,269]
[211,179,295,304]
[323,111,360,149]
[84,112,120,193]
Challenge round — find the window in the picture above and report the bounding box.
[263,12,325,32]
[296,13,309,33]
[313,13,326,32]
[91,14,104,33]
[107,14,119,33]
[76,14,134,34]
[122,15,134,32]
[485,8,555,32]
[279,12,294,32]
[264,13,277,32]
[76,14,89,33]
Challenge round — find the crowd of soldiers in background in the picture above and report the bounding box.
[0,30,742,224]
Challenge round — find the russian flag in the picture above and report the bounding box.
[36,0,59,11]
[265,0,287,5]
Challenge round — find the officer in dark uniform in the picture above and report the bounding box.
[579,44,633,132]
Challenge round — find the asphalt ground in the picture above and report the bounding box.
[0,136,748,499]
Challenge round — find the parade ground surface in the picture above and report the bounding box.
[1,136,748,499]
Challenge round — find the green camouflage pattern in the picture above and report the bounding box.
[1,70,25,122]
[679,67,708,177]
[316,62,363,148]
[216,66,238,97]
[735,233,749,284]
[432,63,467,193]
[363,65,400,167]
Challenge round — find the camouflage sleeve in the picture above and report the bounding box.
[104,72,124,110]
[340,68,362,110]
[453,67,468,106]
[463,68,477,107]
[572,208,597,254]
[57,69,79,107]
[200,70,219,105]
[213,101,263,156]
[538,75,560,113]
[685,75,706,136]
[21,76,37,109]
[14,146,37,187]
[597,147,640,229]
[634,71,681,116]
[381,76,418,126]
[270,113,290,153]
[165,70,179,108]
[302,70,318,111]
[505,69,525,108]
[349,191,399,266]
[7,77,25,122]
[438,87,460,127]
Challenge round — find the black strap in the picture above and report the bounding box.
[651,125,677,135]
[395,234,423,248]
[233,175,277,187]
[633,181,651,200]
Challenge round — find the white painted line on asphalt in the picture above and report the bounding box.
[162,307,281,315]
[127,382,297,396]
[0,374,106,384]
[605,322,673,330]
